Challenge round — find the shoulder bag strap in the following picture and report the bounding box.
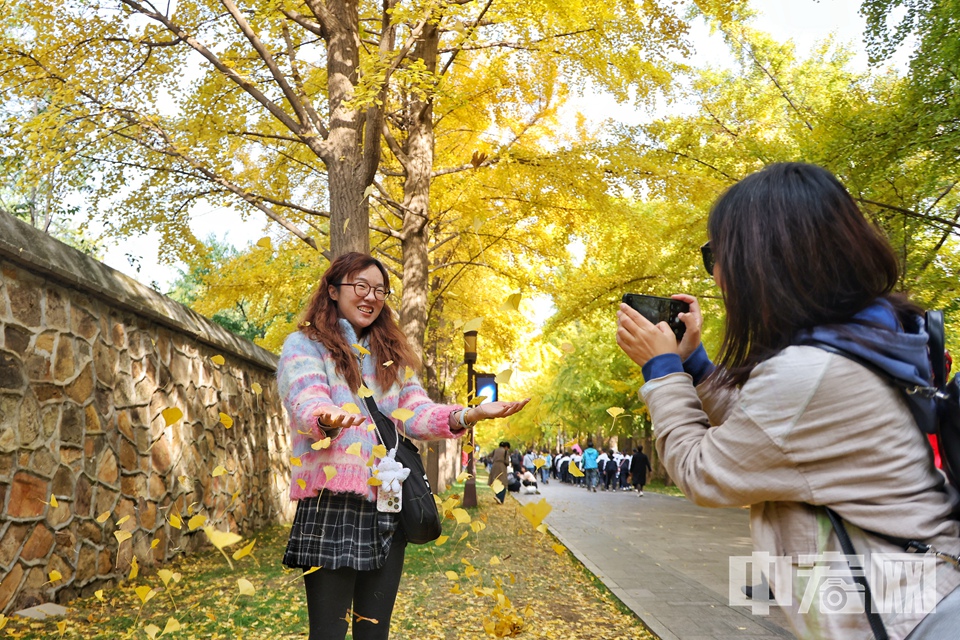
[927,310,946,389]
[362,395,399,451]
[825,508,889,640]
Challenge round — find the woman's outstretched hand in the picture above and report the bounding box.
[468,399,530,423]
[312,408,366,431]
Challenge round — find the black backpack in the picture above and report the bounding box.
[605,458,618,473]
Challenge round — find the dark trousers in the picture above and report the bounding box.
[303,535,407,640]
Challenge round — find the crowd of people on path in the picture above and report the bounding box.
[482,441,653,498]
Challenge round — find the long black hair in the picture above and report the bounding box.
[708,162,921,387]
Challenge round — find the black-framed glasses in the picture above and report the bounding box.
[333,282,390,301]
[700,241,715,276]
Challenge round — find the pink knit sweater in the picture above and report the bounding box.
[277,320,465,501]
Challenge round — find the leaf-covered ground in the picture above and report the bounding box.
[1,483,654,639]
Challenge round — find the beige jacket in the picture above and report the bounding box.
[642,346,960,640]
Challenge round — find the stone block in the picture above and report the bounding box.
[76,544,98,583]
[116,411,133,443]
[3,326,31,357]
[120,474,146,499]
[78,520,101,545]
[0,351,24,391]
[0,427,15,453]
[34,384,62,403]
[20,524,54,561]
[111,323,126,349]
[97,548,112,577]
[119,439,139,473]
[46,499,71,529]
[51,465,75,497]
[150,437,175,475]
[7,472,47,518]
[0,562,24,611]
[44,289,68,330]
[18,393,41,449]
[71,307,99,342]
[94,486,118,516]
[115,498,135,522]
[60,402,83,447]
[113,374,135,409]
[59,447,82,469]
[65,364,93,404]
[96,449,118,486]
[30,447,57,479]
[75,474,91,519]
[33,331,54,354]
[40,405,59,440]
[53,336,75,382]
[148,474,166,502]
[139,500,158,530]
[133,377,153,406]
[23,353,51,382]
[8,278,41,328]
[0,523,29,568]
[84,404,102,434]
[93,340,117,388]
[0,453,13,481]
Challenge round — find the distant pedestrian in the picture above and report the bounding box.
[582,442,599,491]
[619,454,631,490]
[603,450,618,490]
[541,451,552,484]
[489,442,510,504]
[630,446,652,496]
[519,468,540,495]
[522,448,535,473]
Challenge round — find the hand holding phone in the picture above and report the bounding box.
[621,294,690,342]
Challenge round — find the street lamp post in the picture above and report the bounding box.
[462,329,478,508]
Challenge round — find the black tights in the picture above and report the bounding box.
[302,537,407,640]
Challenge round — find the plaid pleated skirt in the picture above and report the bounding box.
[282,492,401,571]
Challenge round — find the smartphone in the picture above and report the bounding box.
[621,294,690,341]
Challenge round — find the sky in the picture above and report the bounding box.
[87,0,889,292]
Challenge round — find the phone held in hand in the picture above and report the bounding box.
[621,294,690,341]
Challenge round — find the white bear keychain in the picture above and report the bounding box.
[375,448,410,513]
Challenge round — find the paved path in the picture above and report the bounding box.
[515,481,794,640]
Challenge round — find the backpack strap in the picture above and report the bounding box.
[928,310,946,389]
[825,508,889,640]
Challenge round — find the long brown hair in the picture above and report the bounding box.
[300,253,419,392]
[707,162,921,387]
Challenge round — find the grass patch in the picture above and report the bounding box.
[643,479,685,498]
[2,483,654,639]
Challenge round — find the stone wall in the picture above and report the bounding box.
[0,213,292,614]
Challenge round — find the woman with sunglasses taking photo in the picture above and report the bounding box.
[278,252,528,640]
[616,163,960,639]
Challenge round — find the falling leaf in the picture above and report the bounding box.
[57,620,67,637]
[211,355,225,365]
[145,623,160,640]
[129,555,139,580]
[169,514,182,530]
[435,535,449,546]
[495,369,512,385]
[204,526,243,569]
[158,569,174,587]
[536,523,548,534]
[489,555,502,565]
[500,292,522,312]
[311,437,332,450]
[372,444,388,459]
[490,478,505,494]
[450,583,462,594]
[345,442,363,457]
[290,456,302,467]
[48,569,62,583]
[177,475,192,490]
[323,466,337,481]
[151,538,160,549]
[94,590,104,602]
[533,457,546,469]
[237,578,256,597]
[187,514,206,531]
[49,494,58,508]
[468,395,488,406]
[391,408,414,422]
[520,499,552,529]
[251,382,263,394]
[470,521,486,533]
[458,531,469,542]
[569,464,584,478]
[456,471,472,483]
[552,543,566,555]
[368,477,382,486]
[463,317,483,333]
[135,585,157,605]
[114,530,132,544]
[219,413,233,429]
[404,367,414,382]
[563,438,578,449]
[256,236,272,249]
[303,566,321,576]
[357,385,374,398]
[607,407,625,418]
[212,465,227,477]
[162,618,181,635]
[341,402,361,414]
[452,508,471,524]
[161,407,183,427]
[383,360,394,367]
[116,515,130,526]
[232,539,256,561]
[296,479,307,490]
[96,511,110,523]
[445,571,459,581]
[352,343,371,356]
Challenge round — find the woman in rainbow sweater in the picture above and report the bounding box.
[278,252,527,640]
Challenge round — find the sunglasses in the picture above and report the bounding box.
[700,241,715,276]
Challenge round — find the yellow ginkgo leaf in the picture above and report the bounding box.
[452,508,471,524]
[533,457,546,469]
[444,571,459,581]
[391,408,414,422]
[49,494,58,508]
[161,407,183,427]
[494,369,512,385]
[290,456,302,467]
[372,444,387,459]
[96,511,110,523]
[552,543,566,555]
[48,569,62,583]
[569,464,584,478]
[464,565,478,577]
[116,515,130,526]
[212,465,227,477]
[311,437,332,450]
[404,367,414,382]
[113,530,132,545]
[237,578,256,596]
[187,514,206,531]
[490,478,505,494]
[232,539,256,561]
[563,438,578,449]
[128,555,139,580]
[607,407,625,418]
[435,535,449,546]
[219,413,233,429]
[296,479,306,490]
[500,292,522,312]
[367,477,382,486]
[256,236,272,249]
[456,471,472,483]
[449,583,462,594]
[150,538,160,549]
[169,514,182,530]
[251,382,263,394]
[94,590,104,602]
[162,618,181,635]
[341,402,361,414]
[463,317,483,333]
[367,424,376,432]
[357,385,374,398]
[323,466,337,481]
[144,624,160,640]
[536,523,549,534]
[383,360,394,367]
[211,355,225,365]
[352,343,370,356]
[135,585,156,605]
[204,526,243,569]
[303,566,321,576]
[158,569,174,587]
[468,395,488,406]
[345,442,363,457]
[297,429,312,435]
[489,555,502,565]
[458,531,468,542]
